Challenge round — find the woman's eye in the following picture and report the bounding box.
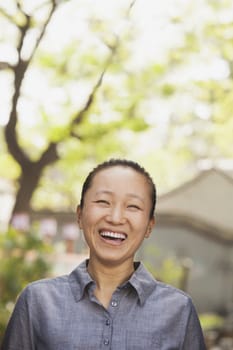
[128,204,140,210]
[95,200,109,205]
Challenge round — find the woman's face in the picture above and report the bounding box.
[77,166,155,267]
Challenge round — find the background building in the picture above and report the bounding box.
[139,168,233,314]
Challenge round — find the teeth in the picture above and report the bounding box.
[100,231,126,240]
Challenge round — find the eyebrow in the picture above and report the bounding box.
[95,190,145,203]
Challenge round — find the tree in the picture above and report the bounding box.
[124,0,233,191]
[0,0,146,218]
[1,0,233,220]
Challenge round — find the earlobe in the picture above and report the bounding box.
[145,227,152,238]
[145,216,156,238]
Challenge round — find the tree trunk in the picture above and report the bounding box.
[12,163,43,217]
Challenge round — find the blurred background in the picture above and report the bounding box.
[0,0,232,348]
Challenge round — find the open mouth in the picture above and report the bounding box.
[99,230,127,243]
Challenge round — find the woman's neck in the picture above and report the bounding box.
[87,258,135,308]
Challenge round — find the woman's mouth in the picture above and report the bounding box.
[99,230,127,243]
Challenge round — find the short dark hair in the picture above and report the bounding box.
[79,159,156,219]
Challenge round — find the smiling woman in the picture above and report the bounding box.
[1,159,206,350]
[77,160,155,276]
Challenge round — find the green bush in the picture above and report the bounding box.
[142,245,185,289]
[199,313,225,331]
[0,227,52,342]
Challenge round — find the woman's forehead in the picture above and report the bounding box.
[92,166,145,181]
[89,166,150,192]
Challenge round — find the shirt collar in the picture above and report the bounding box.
[128,262,157,305]
[68,260,157,305]
[68,260,93,302]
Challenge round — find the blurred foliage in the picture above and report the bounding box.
[0,0,233,215]
[0,227,52,341]
[145,257,184,288]
[199,313,225,331]
[142,245,184,289]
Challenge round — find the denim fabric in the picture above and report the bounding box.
[1,260,206,350]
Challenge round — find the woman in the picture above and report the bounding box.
[1,159,206,349]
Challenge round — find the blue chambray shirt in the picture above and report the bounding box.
[1,260,206,350]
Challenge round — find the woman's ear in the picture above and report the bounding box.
[76,205,83,229]
[145,216,156,238]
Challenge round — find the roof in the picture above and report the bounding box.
[156,168,233,243]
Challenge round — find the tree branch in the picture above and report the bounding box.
[0,7,17,25]
[71,69,106,127]
[5,60,30,165]
[27,0,57,66]
[0,62,14,70]
[71,43,117,128]
[126,0,137,17]
[36,59,111,170]
[4,0,58,166]
[71,0,136,129]
[17,14,31,57]
[70,131,83,140]
[36,34,117,167]
[33,0,132,166]
[38,142,59,168]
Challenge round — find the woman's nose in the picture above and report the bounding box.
[106,205,125,224]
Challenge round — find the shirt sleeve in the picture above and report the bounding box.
[181,299,206,350]
[1,287,35,350]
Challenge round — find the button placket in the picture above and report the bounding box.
[102,311,112,348]
[102,291,123,347]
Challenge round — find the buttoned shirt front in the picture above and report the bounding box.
[1,260,206,350]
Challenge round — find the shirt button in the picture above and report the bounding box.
[104,339,109,345]
[111,300,118,307]
[105,319,110,326]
